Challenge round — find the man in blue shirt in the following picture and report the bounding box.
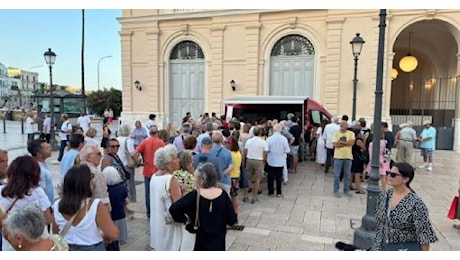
[193,136,223,182]
[209,131,233,195]
[419,120,436,171]
[28,139,54,204]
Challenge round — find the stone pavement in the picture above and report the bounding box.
[1,120,460,251]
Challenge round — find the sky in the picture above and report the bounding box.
[0,9,121,91]
[0,1,452,93]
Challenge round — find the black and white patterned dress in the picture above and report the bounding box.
[371,189,438,250]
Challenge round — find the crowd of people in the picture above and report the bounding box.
[0,108,455,251]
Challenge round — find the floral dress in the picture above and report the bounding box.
[173,169,196,194]
[371,189,438,250]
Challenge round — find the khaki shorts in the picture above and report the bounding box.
[246,159,264,182]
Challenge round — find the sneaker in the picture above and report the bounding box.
[283,181,288,185]
[344,192,352,198]
[426,166,432,171]
[334,192,341,198]
[418,164,427,169]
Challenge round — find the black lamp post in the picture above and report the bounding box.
[350,33,365,122]
[353,9,387,250]
[44,48,59,151]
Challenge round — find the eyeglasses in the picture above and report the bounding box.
[386,171,403,178]
[91,173,95,179]
[110,145,120,148]
[91,152,102,157]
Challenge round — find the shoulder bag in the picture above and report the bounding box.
[184,189,200,234]
[383,191,421,251]
[162,174,175,224]
[124,138,139,168]
[0,197,19,229]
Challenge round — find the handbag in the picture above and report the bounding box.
[124,138,139,168]
[162,175,175,224]
[383,191,421,251]
[0,198,19,229]
[185,189,200,234]
[52,209,82,251]
[447,196,459,220]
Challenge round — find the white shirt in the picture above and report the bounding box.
[43,117,51,134]
[77,115,91,132]
[26,116,37,134]
[266,132,290,167]
[323,123,340,149]
[59,120,72,141]
[117,136,135,166]
[244,136,268,160]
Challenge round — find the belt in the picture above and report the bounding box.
[247,158,264,161]
[68,242,104,249]
[400,139,413,142]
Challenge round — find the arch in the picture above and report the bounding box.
[260,24,324,98]
[162,32,208,127]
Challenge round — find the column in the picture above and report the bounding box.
[453,53,460,152]
[324,17,345,115]
[245,23,261,95]
[209,25,226,114]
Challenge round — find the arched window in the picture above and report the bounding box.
[271,34,315,56]
[170,41,204,60]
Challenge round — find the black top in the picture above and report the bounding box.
[384,131,395,150]
[289,124,302,146]
[169,189,237,251]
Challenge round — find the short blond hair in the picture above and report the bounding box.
[86,127,97,138]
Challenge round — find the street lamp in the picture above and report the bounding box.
[43,48,59,151]
[350,33,365,122]
[97,55,112,91]
[353,9,387,250]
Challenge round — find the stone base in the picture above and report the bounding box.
[119,111,167,130]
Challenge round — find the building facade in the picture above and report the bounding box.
[118,9,460,151]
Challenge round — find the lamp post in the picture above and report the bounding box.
[43,48,59,151]
[97,55,112,91]
[353,9,387,250]
[350,33,365,122]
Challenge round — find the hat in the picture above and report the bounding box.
[423,120,432,126]
[201,136,212,145]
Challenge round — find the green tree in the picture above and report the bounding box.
[87,88,122,118]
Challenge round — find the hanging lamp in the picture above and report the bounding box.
[399,32,418,73]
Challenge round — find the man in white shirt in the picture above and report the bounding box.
[266,123,290,197]
[25,111,38,145]
[57,113,73,162]
[77,110,91,134]
[42,114,51,143]
[144,114,156,131]
[323,116,341,173]
[244,126,268,204]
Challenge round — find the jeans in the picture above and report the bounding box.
[333,159,352,193]
[267,165,283,195]
[144,176,151,219]
[57,140,68,161]
[325,148,335,172]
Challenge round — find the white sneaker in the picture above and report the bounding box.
[418,164,427,169]
[426,166,432,171]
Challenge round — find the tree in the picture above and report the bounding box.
[86,88,122,118]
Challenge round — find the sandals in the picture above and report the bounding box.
[355,189,366,194]
[453,224,460,229]
[242,197,249,202]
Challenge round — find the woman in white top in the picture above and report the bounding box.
[316,119,328,165]
[84,127,99,146]
[52,164,119,251]
[0,155,53,251]
[150,144,183,251]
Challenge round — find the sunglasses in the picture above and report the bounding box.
[91,173,95,179]
[110,145,120,148]
[386,171,403,178]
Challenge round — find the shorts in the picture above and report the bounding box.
[289,145,299,155]
[246,159,264,182]
[421,148,433,157]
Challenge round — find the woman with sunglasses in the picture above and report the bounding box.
[371,162,438,251]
